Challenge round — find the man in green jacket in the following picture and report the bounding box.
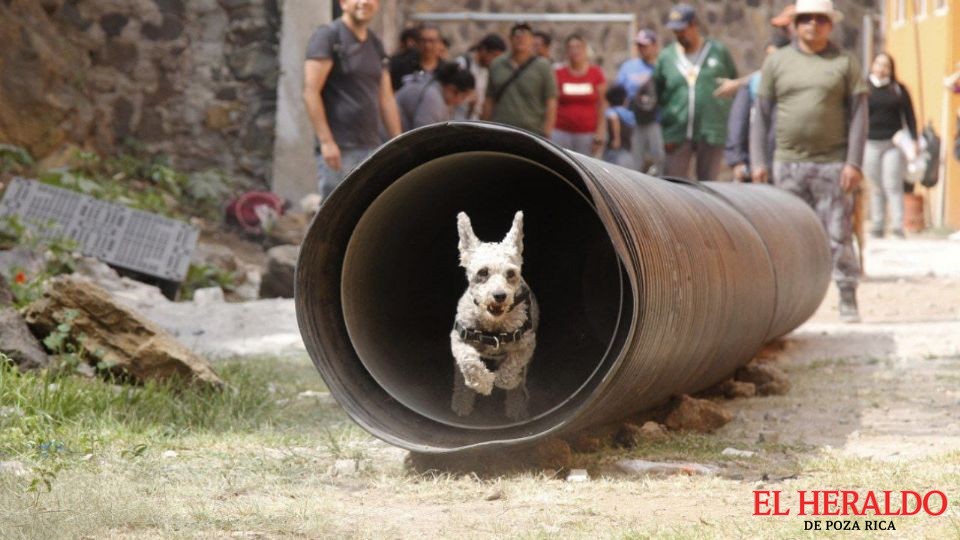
[654,4,738,181]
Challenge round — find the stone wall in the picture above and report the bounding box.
[0,0,280,184]
[2,0,881,199]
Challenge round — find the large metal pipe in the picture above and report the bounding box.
[295,122,830,453]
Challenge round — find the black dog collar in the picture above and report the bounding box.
[454,318,533,350]
[455,288,533,350]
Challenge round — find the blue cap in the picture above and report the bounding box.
[666,4,696,31]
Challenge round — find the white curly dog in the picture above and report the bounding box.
[450,210,539,421]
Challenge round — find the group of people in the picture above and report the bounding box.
[303,0,928,324]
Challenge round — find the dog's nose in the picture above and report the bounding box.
[493,292,507,303]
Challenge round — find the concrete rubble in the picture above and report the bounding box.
[735,363,791,396]
[665,395,734,433]
[0,275,49,370]
[73,257,303,358]
[23,275,223,387]
[259,244,298,299]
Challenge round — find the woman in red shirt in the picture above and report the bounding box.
[552,35,607,156]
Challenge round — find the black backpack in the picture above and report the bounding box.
[921,123,940,188]
[954,117,960,162]
[629,78,658,125]
[328,19,387,74]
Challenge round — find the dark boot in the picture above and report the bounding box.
[838,285,860,323]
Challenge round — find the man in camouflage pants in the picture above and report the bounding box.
[750,0,866,322]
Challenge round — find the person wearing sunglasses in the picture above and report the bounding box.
[750,0,868,323]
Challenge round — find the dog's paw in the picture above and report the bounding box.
[451,390,476,417]
[462,362,495,395]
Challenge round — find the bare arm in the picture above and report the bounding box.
[593,81,608,154]
[714,75,750,99]
[543,97,557,137]
[609,114,621,149]
[379,69,402,138]
[481,97,494,121]
[750,96,773,183]
[303,58,340,169]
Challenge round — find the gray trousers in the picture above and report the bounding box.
[603,148,636,168]
[863,139,905,235]
[632,122,665,175]
[316,146,376,200]
[663,140,725,181]
[774,161,860,288]
[551,130,595,156]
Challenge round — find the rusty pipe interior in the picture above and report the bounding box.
[296,122,831,453]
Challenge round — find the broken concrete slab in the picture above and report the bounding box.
[0,274,49,370]
[74,256,303,358]
[23,275,222,387]
[0,307,50,371]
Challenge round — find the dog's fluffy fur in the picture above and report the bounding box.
[450,211,539,421]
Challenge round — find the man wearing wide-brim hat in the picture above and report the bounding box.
[750,0,867,323]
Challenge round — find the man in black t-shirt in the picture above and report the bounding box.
[303,0,401,200]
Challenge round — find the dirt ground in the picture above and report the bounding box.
[6,238,960,539]
[325,238,960,538]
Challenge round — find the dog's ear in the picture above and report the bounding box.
[502,211,524,257]
[457,212,479,266]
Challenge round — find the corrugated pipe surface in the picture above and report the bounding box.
[296,122,830,453]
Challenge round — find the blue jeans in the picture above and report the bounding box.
[316,147,376,200]
[632,123,665,175]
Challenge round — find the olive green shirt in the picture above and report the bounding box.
[486,55,557,135]
[758,43,868,163]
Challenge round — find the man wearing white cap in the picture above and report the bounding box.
[750,0,868,323]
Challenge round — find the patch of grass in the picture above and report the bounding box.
[0,355,333,462]
[803,357,859,371]
[3,352,959,538]
[0,144,34,175]
[0,355,401,539]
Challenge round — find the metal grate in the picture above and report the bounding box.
[0,177,198,282]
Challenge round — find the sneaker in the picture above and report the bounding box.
[869,230,883,239]
[891,230,905,239]
[838,286,861,323]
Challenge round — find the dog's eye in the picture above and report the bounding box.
[506,270,516,279]
[477,268,489,278]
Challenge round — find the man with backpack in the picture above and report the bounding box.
[303,0,402,200]
[482,23,557,137]
[615,29,664,175]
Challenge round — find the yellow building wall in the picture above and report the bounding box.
[884,0,959,229]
